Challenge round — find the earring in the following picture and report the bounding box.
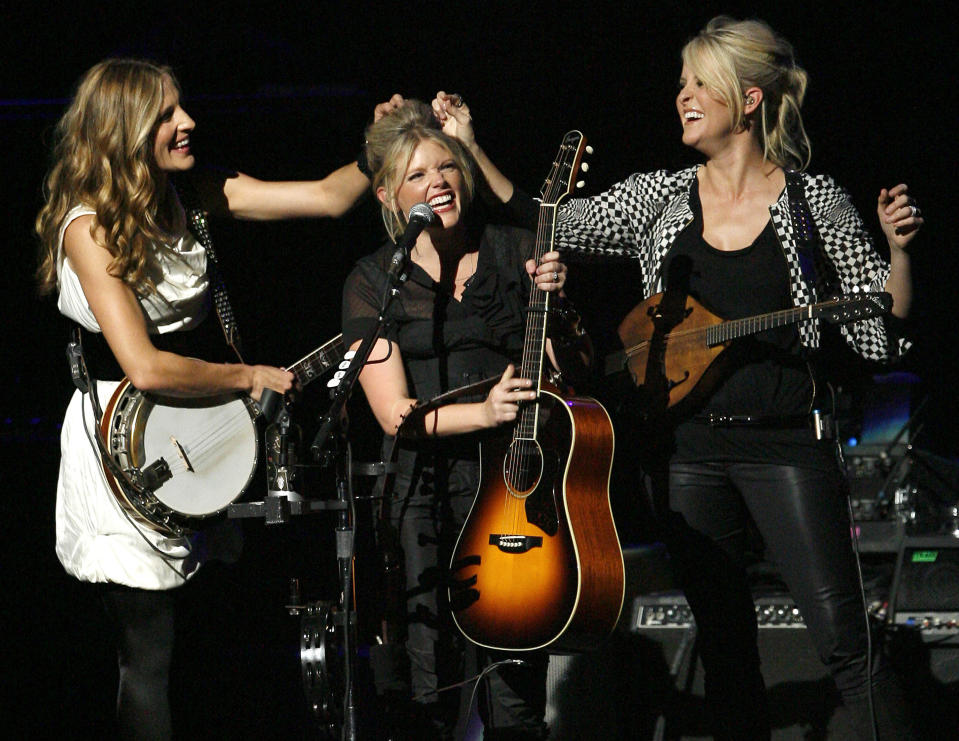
[745,95,756,105]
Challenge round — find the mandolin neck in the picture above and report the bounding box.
[705,304,821,347]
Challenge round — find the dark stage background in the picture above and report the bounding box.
[3,2,956,738]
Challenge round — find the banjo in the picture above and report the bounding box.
[100,334,345,535]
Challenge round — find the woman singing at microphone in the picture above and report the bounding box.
[341,99,588,739]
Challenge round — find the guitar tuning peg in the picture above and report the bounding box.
[581,162,589,172]
[576,181,585,189]
[585,145,594,154]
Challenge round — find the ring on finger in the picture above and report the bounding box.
[552,271,559,282]
[453,95,465,108]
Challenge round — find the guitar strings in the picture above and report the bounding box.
[622,304,824,357]
[156,404,254,476]
[502,144,568,529]
[164,404,250,464]
[164,420,250,474]
[160,340,345,477]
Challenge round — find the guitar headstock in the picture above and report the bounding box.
[819,292,893,325]
[539,131,590,207]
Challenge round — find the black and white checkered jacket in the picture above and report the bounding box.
[556,166,908,362]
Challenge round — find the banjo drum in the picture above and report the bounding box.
[100,379,258,536]
[98,334,346,536]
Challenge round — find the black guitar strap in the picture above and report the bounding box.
[784,170,841,426]
[785,169,840,300]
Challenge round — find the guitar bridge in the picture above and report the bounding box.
[489,534,543,553]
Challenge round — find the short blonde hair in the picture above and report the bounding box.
[363,100,476,241]
[682,16,812,170]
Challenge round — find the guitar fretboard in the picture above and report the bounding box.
[705,305,819,346]
[514,132,584,443]
[515,208,554,441]
[702,293,888,347]
[289,335,345,387]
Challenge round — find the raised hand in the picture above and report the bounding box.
[878,183,923,251]
[374,93,406,122]
[431,90,475,149]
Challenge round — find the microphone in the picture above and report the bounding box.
[388,203,437,276]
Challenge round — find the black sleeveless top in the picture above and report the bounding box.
[665,181,834,469]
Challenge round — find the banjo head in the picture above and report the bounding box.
[127,392,258,517]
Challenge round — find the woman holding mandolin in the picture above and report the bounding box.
[35,58,399,739]
[341,99,588,739]
[437,16,922,741]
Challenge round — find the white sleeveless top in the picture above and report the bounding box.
[57,205,210,333]
[55,206,214,589]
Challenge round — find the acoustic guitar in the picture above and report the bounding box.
[449,131,625,652]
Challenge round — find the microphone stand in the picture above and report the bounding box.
[310,242,413,741]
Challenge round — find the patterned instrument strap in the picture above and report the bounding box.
[185,205,245,362]
[785,168,839,300]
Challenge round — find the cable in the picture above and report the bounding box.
[80,390,190,575]
[71,328,191,573]
[846,494,879,741]
[411,657,529,706]
[831,381,878,741]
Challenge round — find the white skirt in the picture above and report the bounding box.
[55,383,195,590]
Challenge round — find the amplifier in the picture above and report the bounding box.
[890,536,959,641]
[893,610,959,637]
[626,592,855,739]
[632,592,805,630]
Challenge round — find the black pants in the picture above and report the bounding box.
[97,583,178,741]
[384,449,548,740]
[657,460,913,741]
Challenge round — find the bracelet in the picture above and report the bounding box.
[356,146,373,179]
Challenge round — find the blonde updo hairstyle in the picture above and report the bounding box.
[36,58,179,296]
[682,16,812,170]
[363,99,476,242]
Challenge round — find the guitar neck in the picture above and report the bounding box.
[287,334,345,388]
[513,131,586,441]
[705,304,822,347]
[515,206,557,441]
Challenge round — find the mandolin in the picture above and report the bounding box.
[609,290,893,412]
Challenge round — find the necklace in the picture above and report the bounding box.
[454,251,477,285]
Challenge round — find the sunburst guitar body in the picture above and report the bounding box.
[450,382,621,651]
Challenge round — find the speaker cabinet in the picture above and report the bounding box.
[546,595,855,740]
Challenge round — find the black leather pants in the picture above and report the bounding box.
[657,460,913,741]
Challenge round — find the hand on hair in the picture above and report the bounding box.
[373,94,406,122]
[878,183,923,251]
[431,91,475,149]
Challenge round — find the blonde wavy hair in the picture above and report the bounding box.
[682,16,812,170]
[363,99,476,242]
[36,58,180,296]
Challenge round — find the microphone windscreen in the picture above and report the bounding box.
[407,202,437,226]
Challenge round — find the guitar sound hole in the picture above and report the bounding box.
[504,440,543,497]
